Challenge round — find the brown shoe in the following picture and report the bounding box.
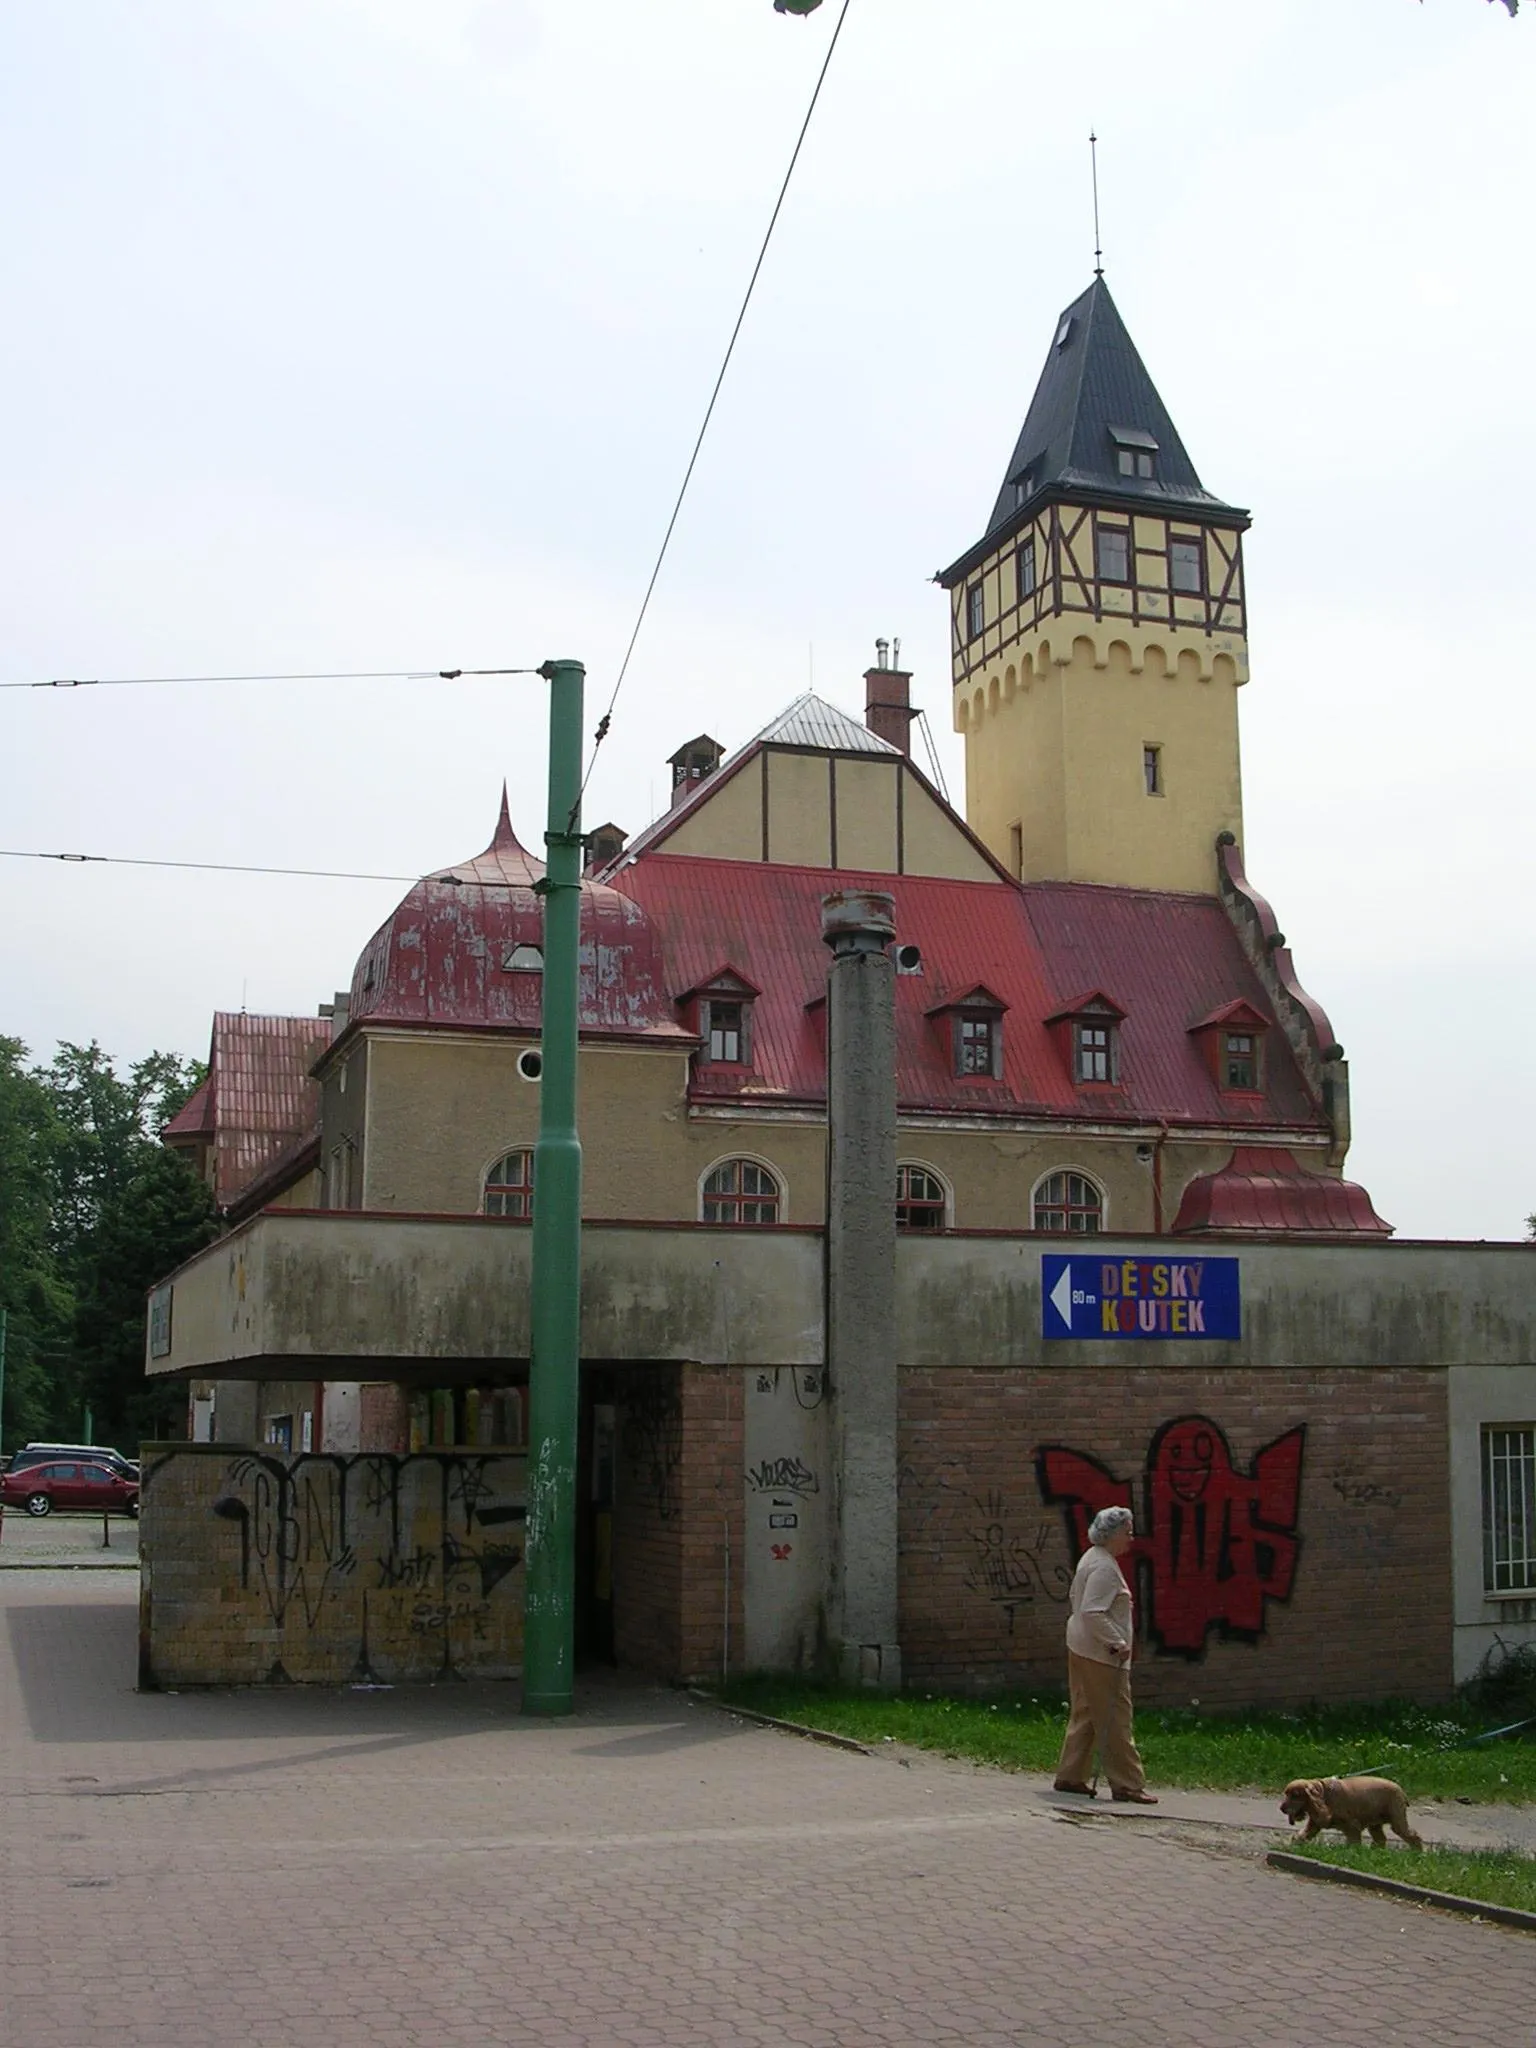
[1112,1787,1158,1804]
[1053,1780,1097,1797]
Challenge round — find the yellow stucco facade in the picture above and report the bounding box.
[950,505,1249,894]
[654,740,997,883]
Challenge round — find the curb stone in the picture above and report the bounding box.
[688,1690,873,1756]
[1267,1849,1536,1934]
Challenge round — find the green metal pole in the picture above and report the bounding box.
[522,657,586,1716]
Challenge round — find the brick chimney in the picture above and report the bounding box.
[863,639,915,756]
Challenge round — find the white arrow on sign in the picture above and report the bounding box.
[1049,1264,1074,1332]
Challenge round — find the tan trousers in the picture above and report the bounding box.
[1055,1651,1146,1793]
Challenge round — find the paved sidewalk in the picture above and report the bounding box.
[1,1571,1530,2048]
[0,1509,138,1568]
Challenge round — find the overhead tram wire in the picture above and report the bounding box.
[1,665,541,691]
[1,849,421,884]
[572,0,856,825]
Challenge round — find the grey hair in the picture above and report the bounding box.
[1088,1505,1134,1546]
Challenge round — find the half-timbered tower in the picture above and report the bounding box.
[940,279,1251,894]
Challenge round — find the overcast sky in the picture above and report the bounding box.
[1,1,1531,1240]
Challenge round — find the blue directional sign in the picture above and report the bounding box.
[1042,1253,1241,1341]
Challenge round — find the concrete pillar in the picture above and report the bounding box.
[821,888,901,1690]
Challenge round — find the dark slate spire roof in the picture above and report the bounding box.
[941,279,1246,583]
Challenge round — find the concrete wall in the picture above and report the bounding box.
[1448,1366,1536,1684]
[896,1235,1536,1371]
[145,1214,827,1377]
[139,1444,527,1686]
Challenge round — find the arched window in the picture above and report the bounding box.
[896,1164,948,1232]
[701,1158,781,1226]
[484,1149,534,1218]
[1033,1170,1103,1234]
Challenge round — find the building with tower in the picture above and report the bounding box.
[141,279,1536,1708]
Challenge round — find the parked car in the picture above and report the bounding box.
[0,1459,139,1518]
[6,1442,139,1483]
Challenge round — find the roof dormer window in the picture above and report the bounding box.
[705,998,748,1066]
[502,943,544,972]
[1044,991,1128,1090]
[927,985,1009,1084]
[1188,1000,1269,1095]
[1109,425,1158,481]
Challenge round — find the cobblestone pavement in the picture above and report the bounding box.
[0,1509,138,1568]
[2,1572,1529,2048]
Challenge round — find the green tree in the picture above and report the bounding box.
[0,1038,207,1450]
[73,1144,216,1446]
[0,1038,72,1448]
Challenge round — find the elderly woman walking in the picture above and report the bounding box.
[1053,1504,1157,1803]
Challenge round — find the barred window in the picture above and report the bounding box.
[1033,1171,1103,1234]
[1482,1426,1536,1594]
[484,1149,534,1218]
[702,1158,780,1226]
[896,1165,947,1233]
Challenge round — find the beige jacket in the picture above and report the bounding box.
[1064,1543,1133,1665]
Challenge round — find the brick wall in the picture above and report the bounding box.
[899,1367,1452,1708]
[611,1364,745,1684]
[139,1444,526,1686]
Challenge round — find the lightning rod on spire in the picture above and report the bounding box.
[1090,131,1104,277]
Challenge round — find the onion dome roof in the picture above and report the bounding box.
[347,789,690,1041]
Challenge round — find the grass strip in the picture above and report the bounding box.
[716,1677,1536,1803]
[1276,1840,1536,1922]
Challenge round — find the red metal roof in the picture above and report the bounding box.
[161,1076,213,1140]
[208,1012,327,1207]
[1172,1147,1392,1236]
[345,796,691,1044]
[612,855,1331,1131]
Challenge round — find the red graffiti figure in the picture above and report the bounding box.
[1035,1415,1304,1657]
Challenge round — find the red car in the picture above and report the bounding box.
[0,1458,139,1519]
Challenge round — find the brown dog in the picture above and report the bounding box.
[1280,1775,1423,1849]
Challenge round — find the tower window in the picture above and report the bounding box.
[1224,1033,1259,1090]
[1008,822,1024,879]
[1170,537,1203,594]
[966,582,985,640]
[1143,745,1162,797]
[1117,447,1155,479]
[1074,1022,1116,1084]
[1017,539,1036,602]
[1095,526,1130,584]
